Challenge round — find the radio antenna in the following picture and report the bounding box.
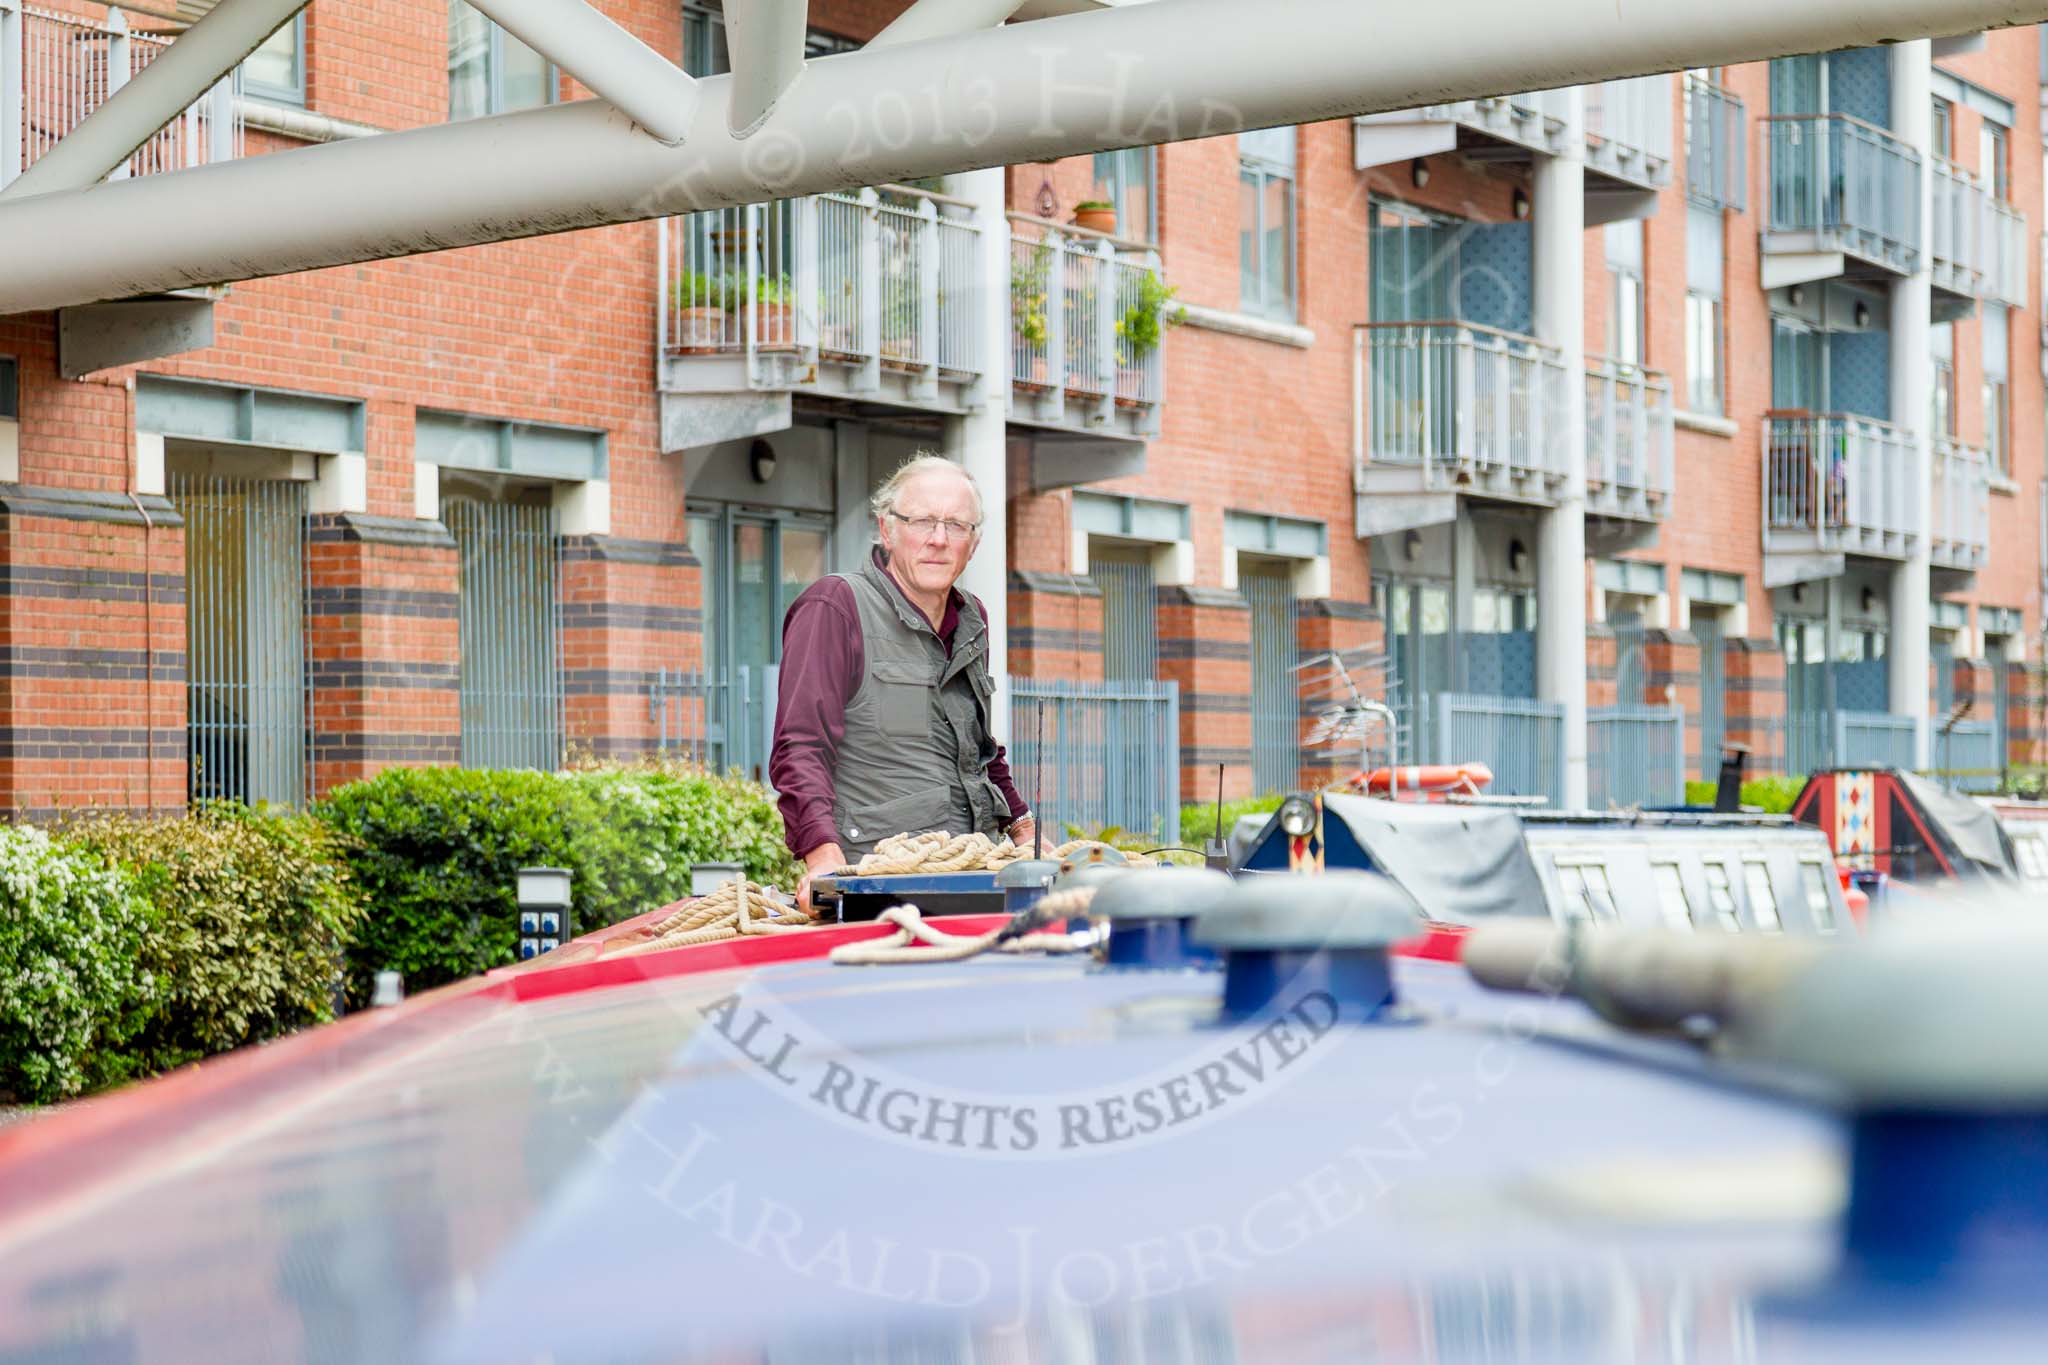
[1033,702,1045,860]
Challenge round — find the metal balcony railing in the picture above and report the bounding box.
[1584,75,1674,190]
[1,3,241,186]
[1930,435,1991,572]
[1763,114,1922,276]
[1008,216,1165,436]
[1354,322,1569,491]
[1683,75,1746,211]
[659,185,984,400]
[1931,159,2029,305]
[1764,412,1917,560]
[1381,88,1571,157]
[1584,357,1673,521]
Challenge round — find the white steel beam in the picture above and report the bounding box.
[0,0,307,201]
[0,0,2044,311]
[870,0,1029,48]
[463,0,697,144]
[723,0,808,135]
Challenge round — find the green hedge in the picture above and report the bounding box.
[0,825,153,1103]
[315,763,799,1003]
[69,804,365,1079]
[1681,775,1808,814]
[1179,793,1287,847]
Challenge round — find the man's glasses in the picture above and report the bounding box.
[888,510,980,540]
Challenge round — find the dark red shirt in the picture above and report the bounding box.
[770,557,1028,858]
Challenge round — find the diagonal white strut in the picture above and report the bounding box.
[722,0,809,135]
[464,0,698,144]
[0,0,2043,312]
[0,0,309,201]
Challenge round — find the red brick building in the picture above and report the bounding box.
[1,2,2043,824]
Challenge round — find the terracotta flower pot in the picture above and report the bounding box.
[746,304,795,349]
[673,307,728,353]
[1073,206,1118,235]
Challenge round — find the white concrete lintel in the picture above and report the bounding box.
[553,477,612,537]
[1762,250,1848,292]
[0,420,18,484]
[308,451,369,515]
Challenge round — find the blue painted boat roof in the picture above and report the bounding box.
[11,934,2029,1364]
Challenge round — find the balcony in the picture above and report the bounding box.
[1351,321,1568,534]
[1353,90,1570,172]
[1930,160,2028,310]
[1761,114,1922,290]
[657,186,986,447]
[2,3,241,187]
[1006,216,1164,443]
[1683,75,1746,212]
[1582,76,1674,222]
[1930,435,1991,575]
[1584,357,1673,529]
[1762,413,1916,583]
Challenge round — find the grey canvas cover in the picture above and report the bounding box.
[1896,769,2016,877]
[1322,793,1550,923]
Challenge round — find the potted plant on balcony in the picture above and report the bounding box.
[1072,200,1118,235]
[1114,271,1183,406]
[1010,238,1055,390]
[746,274,797,350]
[671,271,734,353]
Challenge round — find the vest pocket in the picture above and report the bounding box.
[868,662,934,738]
[839,786,960,847]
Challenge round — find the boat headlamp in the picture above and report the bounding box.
[1278,795,1316,838]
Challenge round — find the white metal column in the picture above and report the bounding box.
[945,164,1012,745]
[1889,40,1934,769]
[1534,87,1590,808]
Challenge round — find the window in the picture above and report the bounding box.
[1556,861,1619,925]
[450,0,555,121]
[1741,861,1783,933]
[243,14,305,105]
[1238,127,1296,319]
[1798,861,1839,933]
[1980,120,2010,201]
[1930,96,1954,160]
[1651,863,1696,931]
[2013,833,2048,884]
[1703,862,1742,931]
[1090,543,1160,682]
[1931,321,1956,437]
[1983,306,2010,476]
[0,356,16,420]
[1685,205,1724,413]
[1091,147,1157,243]
[1605,221,1645,368]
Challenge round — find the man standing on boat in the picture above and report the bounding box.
[771,455,1035,910]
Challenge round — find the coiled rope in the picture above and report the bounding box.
[622,877,818,954]
[846,832,1154,876]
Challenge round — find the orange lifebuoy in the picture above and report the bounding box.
[1350,762,1495,796]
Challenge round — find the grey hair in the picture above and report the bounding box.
[869,453,984,527]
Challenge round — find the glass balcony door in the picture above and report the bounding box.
[692,506,830,785]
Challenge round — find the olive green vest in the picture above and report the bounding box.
[828,554,1008,857]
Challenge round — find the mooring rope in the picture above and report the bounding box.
[827,886,1101,966]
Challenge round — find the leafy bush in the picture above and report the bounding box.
[1179,793,1288,848]
[1682,775,1809,814]
[315,764,799,1002]
[68,805,365,1078]
[0,825,153,1103]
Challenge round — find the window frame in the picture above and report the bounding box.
[1798,860,1839,934]
[241,13,307,107]
[1554,857,1620,926]
[1650,861,1697,932]
[1980,120,2010,201]
[0,355,17,421]
[1982,306,2010,476]
[1931,321,1957,438]
[1702,861,1743,931]
[449,1,560,121]
[1238,128,1298,321]
[1605,221,1646,370]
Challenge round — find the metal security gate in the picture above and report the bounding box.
[1092,548,1159,682]
[1694,612,1726,779]
[1010,678,1180,842]
[170,470,309,807]
[1243,562,1300,794]
[447,498,562,771]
